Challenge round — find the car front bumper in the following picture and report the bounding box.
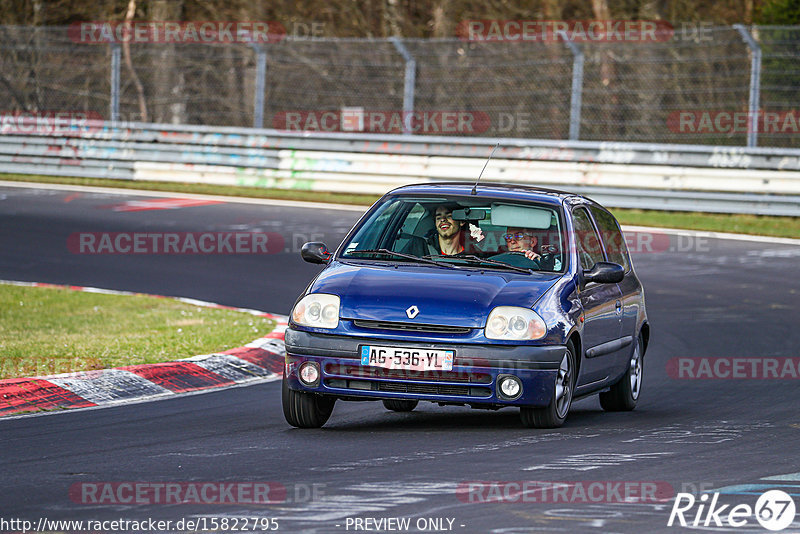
[284,328,567,408]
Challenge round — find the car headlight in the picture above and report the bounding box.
[291,293,340,329]
[485,306,546,340]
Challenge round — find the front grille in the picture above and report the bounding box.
[325,363,492,384]
[325,378,491,398]
[352,319,472,334]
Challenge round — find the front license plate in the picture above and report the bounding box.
[360,345,454,372]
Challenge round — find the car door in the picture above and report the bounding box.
[571,206,624,386]
[589,206,639,342]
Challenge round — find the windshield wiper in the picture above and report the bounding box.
[426,254,533,274]
[346,249,460,269]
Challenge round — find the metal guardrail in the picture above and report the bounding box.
[1,121,799,216]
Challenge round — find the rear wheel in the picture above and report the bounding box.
[282,373,336,428]
[382,399,418,412]
[599,333,643,412]
[520,341,576,428]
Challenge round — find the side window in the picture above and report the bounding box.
[399,203,427,236]
[572,207,605,269]
[346,199,403,252]
[393,203,428,252]
[590,206,631,271]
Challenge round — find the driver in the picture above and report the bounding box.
[504,227,541,261]
[431,204,465,255]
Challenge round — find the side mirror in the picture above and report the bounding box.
[583,261,625,284]
[301,242,331,264]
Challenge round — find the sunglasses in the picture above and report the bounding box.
[503,233,530,241]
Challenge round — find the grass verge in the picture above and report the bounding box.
[0,284,275,380]
[2,173,799,239]
[609,209,800,239]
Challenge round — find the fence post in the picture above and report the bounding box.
[564,39,584,141]
[390,38,416,135]
[252,44,267,129]
[734,24,762,148]
[110,43,121,122]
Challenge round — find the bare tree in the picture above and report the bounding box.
[123,0,148,121]
[383,0,404,37]
[150,0,185,124]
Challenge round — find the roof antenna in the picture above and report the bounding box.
[471,142,500,195]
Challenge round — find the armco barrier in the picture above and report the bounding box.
[1,120,799,216]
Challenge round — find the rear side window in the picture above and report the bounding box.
[590,206,631,271]
[572,208,605,269]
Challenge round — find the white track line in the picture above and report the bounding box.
[2,179,798,245]
[621,225,800,246]
[0,179,367,212]
[0,377,282,422]
[0,280,288,421]
[0,279,288,319]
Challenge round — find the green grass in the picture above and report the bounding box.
[0,284,275,380]
[2,173,798,238]
[609,208,800,239]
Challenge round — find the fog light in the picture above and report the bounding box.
[498,375,522,399]
[299,362,320,386]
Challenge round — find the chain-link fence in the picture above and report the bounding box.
[1,25,798,147]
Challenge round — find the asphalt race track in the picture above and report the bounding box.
[1,183,799,534]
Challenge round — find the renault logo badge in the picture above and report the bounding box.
[406,305,420,319]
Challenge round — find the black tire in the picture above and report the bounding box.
[282,373,336,428]
[599,333,643,412]
[520,341,576,428]
[382,399,418,412]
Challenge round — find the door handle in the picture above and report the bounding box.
[615,300,622,314]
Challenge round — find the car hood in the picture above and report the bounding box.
[310,261,560,328]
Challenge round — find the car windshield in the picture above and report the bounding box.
[340,195,566,273]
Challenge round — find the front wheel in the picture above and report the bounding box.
[282,373,336,428]
[520,341,576,428]
[599,333,643,412]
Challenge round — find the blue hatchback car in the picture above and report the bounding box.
[283,183,649,428]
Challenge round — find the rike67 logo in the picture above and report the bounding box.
[668,490,796,531]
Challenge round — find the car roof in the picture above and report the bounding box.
[386,182,591,208]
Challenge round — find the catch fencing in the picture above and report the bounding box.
[1,25,800,147]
